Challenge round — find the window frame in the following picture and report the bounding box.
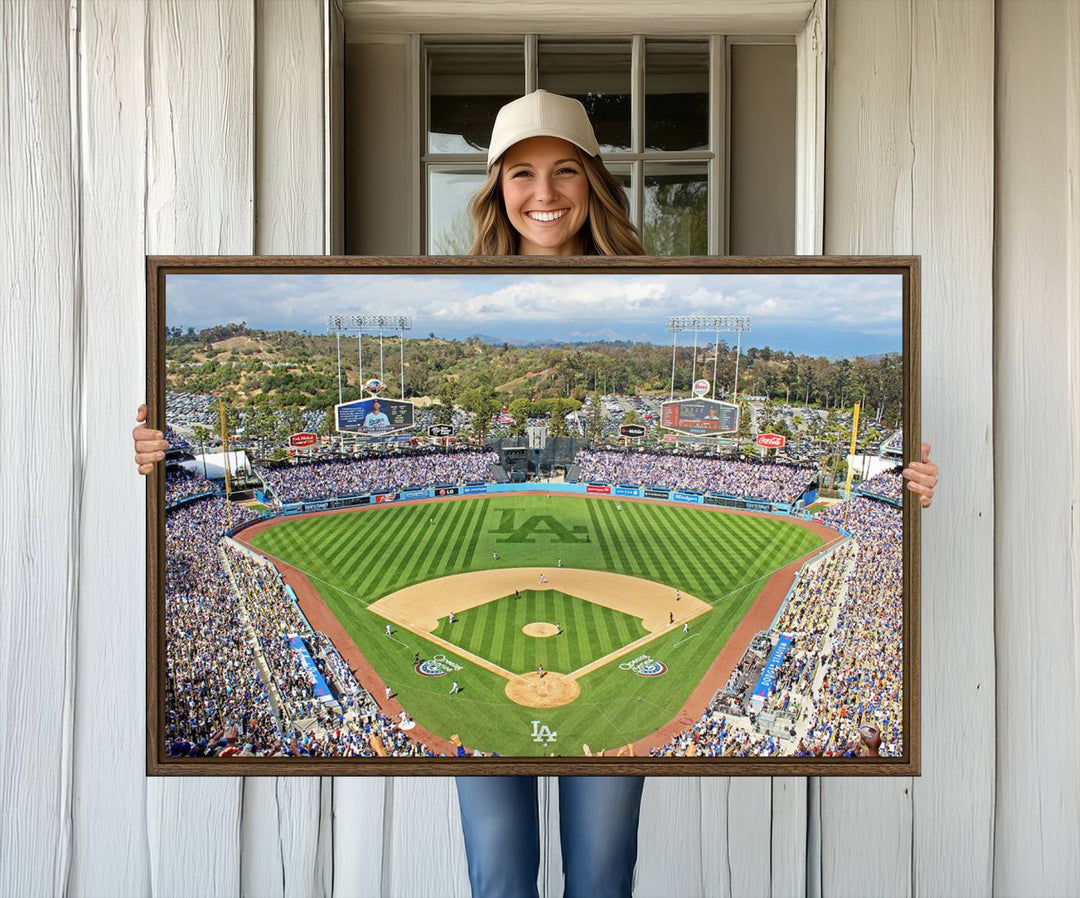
[416,13,824,257]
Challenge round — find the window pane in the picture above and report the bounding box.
[538,41,632,153]
[643,163,707,255]
[428,44,524,154]
[645,40,709,152]
[428,167,487,254]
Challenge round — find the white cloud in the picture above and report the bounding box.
[167,271,903,348]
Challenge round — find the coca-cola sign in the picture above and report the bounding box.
[756,433,786,448]
[289,432,318,448]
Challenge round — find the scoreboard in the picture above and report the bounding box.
[335,397,415,434]
[660,398,739,436]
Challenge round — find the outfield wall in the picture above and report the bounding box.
[229,480,845,539]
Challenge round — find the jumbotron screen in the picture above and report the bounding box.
[335,397,415,434]
[660,398,739,435]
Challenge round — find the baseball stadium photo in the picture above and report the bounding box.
[156,265,910,765]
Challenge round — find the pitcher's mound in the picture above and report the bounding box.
[522,622,559,637]
[506,671,580,708]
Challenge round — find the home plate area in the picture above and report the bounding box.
[368,567,710,709]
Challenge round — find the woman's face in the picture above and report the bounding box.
[499,136,590,255]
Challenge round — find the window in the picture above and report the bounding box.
[421,36,796,257]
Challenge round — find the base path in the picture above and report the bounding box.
[370,568,711,708]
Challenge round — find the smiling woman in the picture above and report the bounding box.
[500,137,591,255]
[467,90,644,257]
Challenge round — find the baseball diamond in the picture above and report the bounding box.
[241,492,832,756]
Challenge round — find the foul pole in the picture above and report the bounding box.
[843,401,861,530]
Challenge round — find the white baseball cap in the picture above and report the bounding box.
[486,90,601,169]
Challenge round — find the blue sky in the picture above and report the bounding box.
[166,271,903,358]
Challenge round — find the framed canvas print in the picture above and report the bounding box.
[146,256,920,776]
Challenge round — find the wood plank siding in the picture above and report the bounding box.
[1,1,1076,896]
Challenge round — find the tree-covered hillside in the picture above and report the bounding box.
[166,323,903,425]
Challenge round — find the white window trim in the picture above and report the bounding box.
[795,0,826,254]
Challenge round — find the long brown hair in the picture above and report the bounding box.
[468,151,645,256]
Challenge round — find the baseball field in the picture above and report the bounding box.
[245,493,824,756]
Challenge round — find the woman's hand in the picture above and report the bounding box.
[903,442,938,508]
[133,403,170,474]
[858,725,882,757]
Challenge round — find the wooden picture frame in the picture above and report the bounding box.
[147,255,920,777]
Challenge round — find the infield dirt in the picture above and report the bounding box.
[369,567,711,707]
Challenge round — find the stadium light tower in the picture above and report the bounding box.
[327,314,414,399]
[665,315,752,400]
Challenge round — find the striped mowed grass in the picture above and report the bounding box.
[248,493,822,755]
[434,589,648,675]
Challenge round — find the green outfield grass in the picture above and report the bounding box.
[433,589,648,675]
[247,493,823,756]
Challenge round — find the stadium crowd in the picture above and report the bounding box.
[164,424,193,452]
[576,449,815,503]
[165,466,215,506]
[746,543,858,725]
[649,494,903,760]
[798,497,903,756]
[164,495,433,758]
[223,545,338,723]
[858,467,904,501]
[164,497,273,755]
[257,450,499,503]
[649,713,781,758]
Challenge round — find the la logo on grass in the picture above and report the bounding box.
[531,720,558,743]
[492,510,588,544]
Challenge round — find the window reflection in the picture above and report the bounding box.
[643,163,708,255]
[428,168,487,254]
[428,44,524,154]
[538,41,632,153]
[645,41,709,152]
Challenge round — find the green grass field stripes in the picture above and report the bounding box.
[432,589,647,675]
[247,494,824,755]
[585,500,615,569]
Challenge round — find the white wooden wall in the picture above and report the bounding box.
[1,1,1077,896]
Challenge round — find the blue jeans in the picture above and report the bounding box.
[455,775,646,898]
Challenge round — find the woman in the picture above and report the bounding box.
[133,90,939,898]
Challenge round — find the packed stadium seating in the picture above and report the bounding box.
[256,450,499,504]
[164,495,434,758]
[576,449,816,503]
[649,496,902,759]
